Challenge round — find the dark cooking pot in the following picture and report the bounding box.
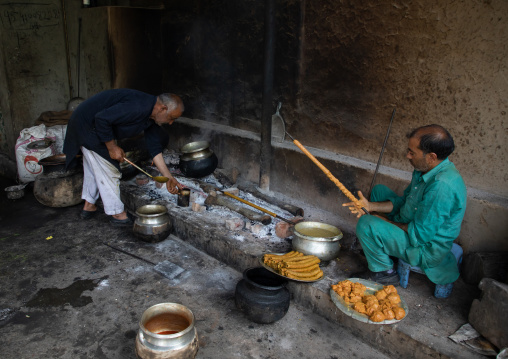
[39,154,70,174]
[179,141,218,178]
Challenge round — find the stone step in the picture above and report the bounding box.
[121,181,484,359]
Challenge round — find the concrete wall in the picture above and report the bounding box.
[0,0,506,252]
[168,117,508,254]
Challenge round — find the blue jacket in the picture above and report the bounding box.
[63,89,167,170]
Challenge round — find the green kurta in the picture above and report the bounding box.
[356,158,467,284]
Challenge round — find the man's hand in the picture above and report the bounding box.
[166,176,183,194]
[342,191,370,218]
[105,140,125,162]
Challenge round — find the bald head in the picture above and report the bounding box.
[407,124,455,160]
[158,93,184,114]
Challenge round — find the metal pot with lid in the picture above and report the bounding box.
[291,221,343,262]
[179,141,218,178]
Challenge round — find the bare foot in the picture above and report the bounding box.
[112,211,127,220]
[83,201,97,212]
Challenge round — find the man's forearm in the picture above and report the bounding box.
[152,153,172,178]
[369,200,394,214]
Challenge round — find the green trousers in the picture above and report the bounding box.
[356,185,414,272]
[356,185,459,285]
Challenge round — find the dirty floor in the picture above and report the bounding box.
[0,177,392,359]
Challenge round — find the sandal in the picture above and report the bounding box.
[109,213,134,227]
[80,209,97,220]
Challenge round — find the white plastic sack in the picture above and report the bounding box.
[45,124,67,154]
[15,124,56,183]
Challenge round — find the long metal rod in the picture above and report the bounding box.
[61,0,73,99]
[259,0,276,191]
[367,108,396,199]
[216,188,293,224]
[103,242,156,265]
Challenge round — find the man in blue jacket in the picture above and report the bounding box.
[343,124,467,286]
[63,88,184,226]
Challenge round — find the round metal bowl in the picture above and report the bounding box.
[5,184,27,200]
[292,221,343,261]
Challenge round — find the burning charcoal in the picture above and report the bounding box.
[275,221,293,239]
[191,203,205,213]
[250,224,264,235]
[136,174,149,186]
[225,218,244,231]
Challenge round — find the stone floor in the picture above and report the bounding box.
[0,174,486,359]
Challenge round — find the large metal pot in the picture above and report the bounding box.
[39,154,67,174]
[135,303,199,359]
[179,141,218,178]
[133,205,172,243]
[292,221,343,262]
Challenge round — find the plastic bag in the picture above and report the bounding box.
[15,124,56,183]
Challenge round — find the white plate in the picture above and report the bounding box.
[329,278,408,324]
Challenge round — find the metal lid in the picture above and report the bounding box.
[180,141,210,154]
[27,139,54,150]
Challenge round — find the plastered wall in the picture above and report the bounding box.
[0,1,506,251]
[291,0,508,198]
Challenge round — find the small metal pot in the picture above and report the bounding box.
[291,221,343,261]
[133,205,172,243]
[179,141,218,178]
[135,303,199,359]
[5,184,27,200]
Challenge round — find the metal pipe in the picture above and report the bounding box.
[61,0,73,99]
[367,108,396,199]
[259,0,276,191]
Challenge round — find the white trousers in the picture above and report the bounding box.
[81,147,124,215]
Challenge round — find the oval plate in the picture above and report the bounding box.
[258,253,324,283]
[329,278,408,325]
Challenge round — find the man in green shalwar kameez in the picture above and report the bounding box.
[344,124,467,285]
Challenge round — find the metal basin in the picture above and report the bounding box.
[292,221,343,261]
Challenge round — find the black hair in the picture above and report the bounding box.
[407,124,455,160]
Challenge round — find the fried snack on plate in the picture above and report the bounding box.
[382,308,396,320]
[331,279,406,322]
[393,307,406,320]
[354,302,367,314]
[387,293,401,305]
[383,285,398,294]
[370,311,386,322]
[375,288,388,300]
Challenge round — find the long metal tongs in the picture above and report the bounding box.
[285,132,370,215]
[367,108,396,199]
